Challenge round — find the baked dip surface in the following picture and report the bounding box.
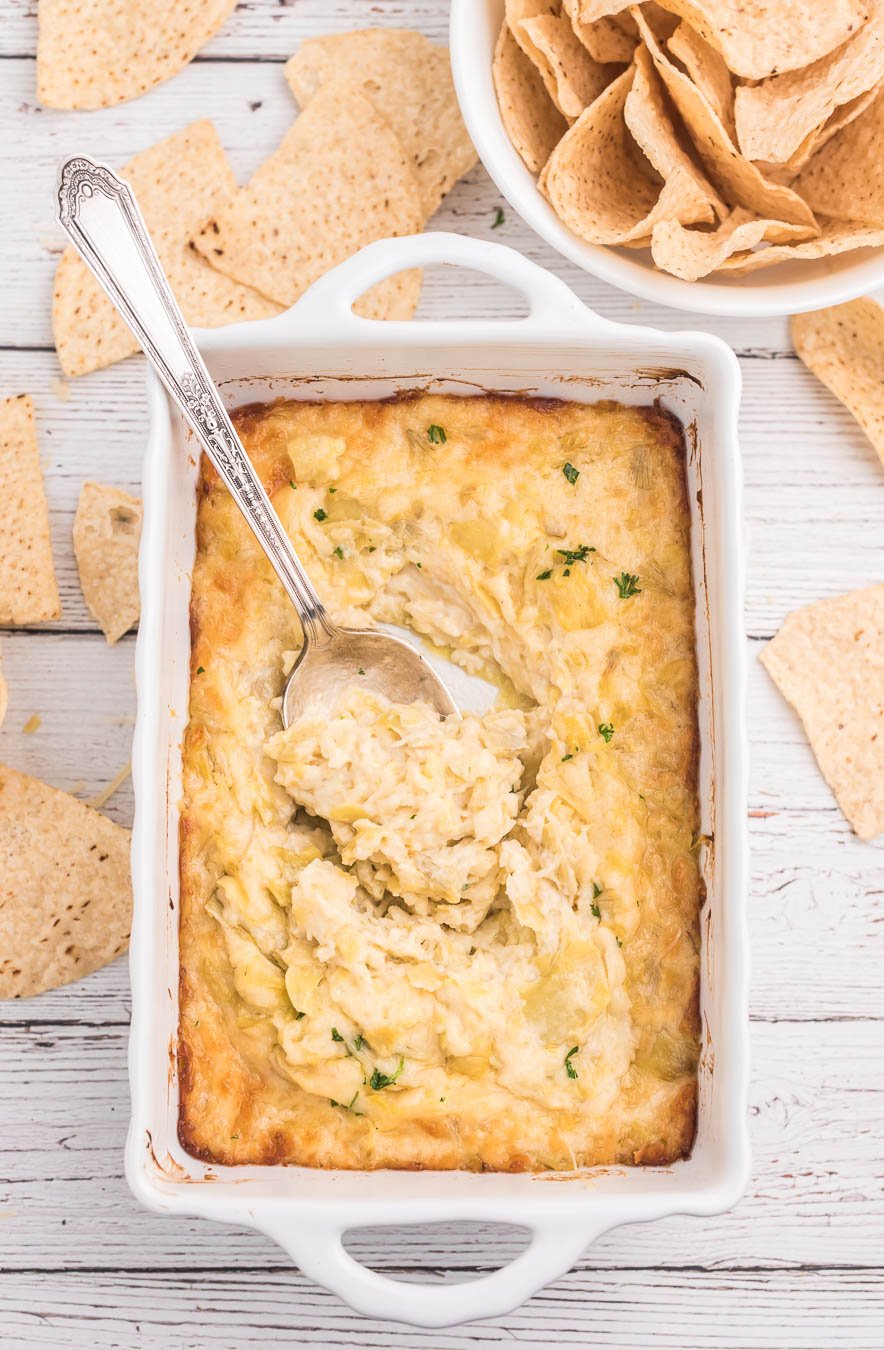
[178,393,701,1170]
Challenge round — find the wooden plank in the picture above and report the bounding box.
[0,632,135,828]
[1,1021,882,1274]
[0,0,455,59]
[0,53,796,352]
[0,1267,882,1348]
[1,2,882,1339]
[0,631,881,1023]
[1,780,879,1026]
[2,344,882,638]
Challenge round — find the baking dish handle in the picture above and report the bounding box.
[283,231,616,333]
[266,1216,594,1328]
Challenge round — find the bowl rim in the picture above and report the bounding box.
[448,0,884,318]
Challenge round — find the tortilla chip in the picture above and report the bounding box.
[0,765,132,997]
[513,8,616,119]
[650,0,871,80]
[761,585,884,840]
[631,9,818,228]
[73,483,142,644]
[192,82,423,317]
[626,44,725,218]
[0,395,60,626]
[564,0,636,64]
[718,218,884,272]
[569,0,677,36]
[793,90,884,225]
[53,121,280,378]
[283,29,476,218]
[667,21,735,139]
[493,22,568,172]
[734,10,884,163]
[630,4,680,39]
[651,208,814,279]
[570,0,637,18]
[545,65,719,244]
[791,298,884,466]
[37,0,236,110]
[754,84,882,183]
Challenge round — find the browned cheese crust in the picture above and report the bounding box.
[178,394,701,1170]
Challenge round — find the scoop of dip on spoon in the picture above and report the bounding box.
[56,155,459,725]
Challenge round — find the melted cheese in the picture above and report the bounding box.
[178,395,701,1171]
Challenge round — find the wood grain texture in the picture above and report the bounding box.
[0,51,799,352]
[1,344,882,638]
[1,1022,882,1275]
[0,632,881,1025]
[0,1,882,1345]
[1,1269,883,1349]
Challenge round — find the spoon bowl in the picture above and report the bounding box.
[282,626,458,726]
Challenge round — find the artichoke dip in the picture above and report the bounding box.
[178,394,701,1171]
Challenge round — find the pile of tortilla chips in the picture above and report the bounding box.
[494,1,884,279]
[52,30,476,375]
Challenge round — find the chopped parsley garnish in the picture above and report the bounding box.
[369,1057,405,1091]
[230,1132,240,1139]
[328,486,337,493]
[562,462,580,485]
[593,882,603,899]
[313,507,328,522]
[614,571,641,598]
[195,666,205,674]
[357,667,365,675]
[368,545,377,552]
[598,722,615,743]
[564,1045,580,1079]
[427,423,447,444]
[556,544,595,566]
[330,1091,361,1114]
[561,752,573,762]
[289,479,297,490]
[536,568,553,581]
[616,936,623,948]
[334,545,344,559]
[590,902,601,919]
[294,1010,306,1021]
[492,207,505,229]
[331,1027,367,1058]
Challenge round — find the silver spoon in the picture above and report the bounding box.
[56,155,457,726]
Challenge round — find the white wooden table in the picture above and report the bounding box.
[1,3,882,1346]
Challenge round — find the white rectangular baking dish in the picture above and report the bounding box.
[127,232,750,1329]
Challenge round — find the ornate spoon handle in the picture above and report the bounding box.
[56,155,335,645]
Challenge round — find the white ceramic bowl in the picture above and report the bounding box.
[127,232,750,1328]
[449,0,884,317]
